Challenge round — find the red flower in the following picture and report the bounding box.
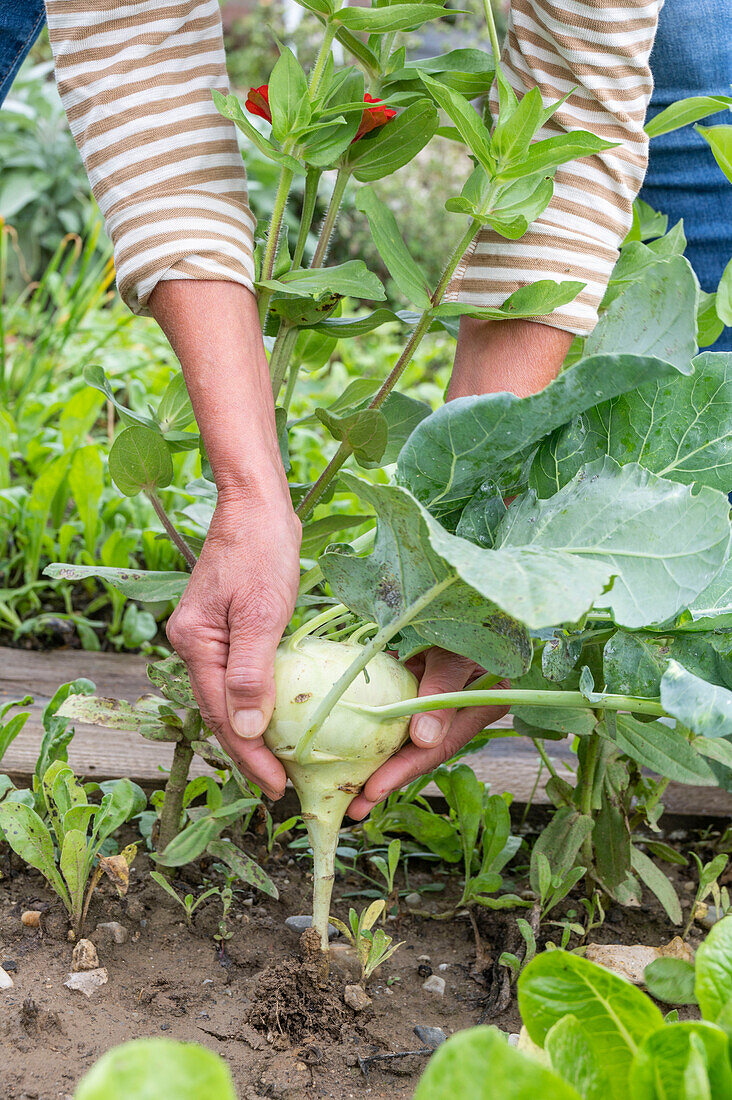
[353,94,397,142]
[245,85,271,122]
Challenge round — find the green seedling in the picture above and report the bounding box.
[149,872,221,929]
[330,899,403,987]
[683,851,730,938]
[0,760,144,936]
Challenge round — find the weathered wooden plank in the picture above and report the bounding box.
[2,647,731,815]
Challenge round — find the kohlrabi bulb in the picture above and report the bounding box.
[264,636,418,949]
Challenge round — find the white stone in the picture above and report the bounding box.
[438,963,450,972]
[95,921,128,944]
[422,975,446,996]
[344,984,372,1012]
[72,939,99,972]
[0,967,13,989]
[64,968,108,997]
[585,944,660,985]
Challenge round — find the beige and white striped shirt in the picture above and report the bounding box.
[44,0,662,335]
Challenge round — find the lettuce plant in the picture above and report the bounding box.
[416,915,732,1100]
[73,1038,236,1100]
[0,760,144,936]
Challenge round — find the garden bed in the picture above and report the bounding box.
[0,820,705,1100]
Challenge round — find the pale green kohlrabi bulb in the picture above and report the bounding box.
[264,636,418,949]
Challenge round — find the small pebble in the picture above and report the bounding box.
[64,968,108,997]
[414,1025,446,1049]
[344,984,372,1012]
[696,903,724,930]
[438,963,449,972]
[72,940,99,972]
[160,1024,170,1031]
[3,960,17,972]
[405,893,421,909]
[0,967,14,990]
[139,919,148,929]
[422,975,446,997]
[417,954,431,962]
[21,911,41,928]
[126,900,145,922]
[507,1034,520,1048]
[284,915,339,941]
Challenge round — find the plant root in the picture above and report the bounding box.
[246,951,346,1041]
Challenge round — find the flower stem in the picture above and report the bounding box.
[310,168,351,270]
[295,218,482,522]
[258,166,295,326]
[292,168,322,268]
[309,24,337,99]
[482,0,503,72]
[147,491,197,569]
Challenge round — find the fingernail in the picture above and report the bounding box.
[263,785,284,800]
[413,716,443,745]
[233,708,265,738]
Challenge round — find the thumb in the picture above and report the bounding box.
[225,613,281,740]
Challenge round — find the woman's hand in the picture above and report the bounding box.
[167,494,301,799]
[348,648,509,819]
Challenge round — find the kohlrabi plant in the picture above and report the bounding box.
[0,760,143,936]
[416,915,732,1100]
[45,1,732,976]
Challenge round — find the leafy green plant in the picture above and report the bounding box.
[149,872,222,928]
[0,760,144,935]
[683,852,730,938]
[330,898,403,985]
[416,916,732,1099]
[73,1037,236,1100]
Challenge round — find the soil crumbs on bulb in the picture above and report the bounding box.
[0,817,699,1099]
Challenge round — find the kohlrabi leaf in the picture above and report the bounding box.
[585,255,698,371]
[413,1025,582,1100]
[530,352,732,497]
[315,406,388,465]
[320,476,533,676]
[497,459,731,628]
[44,563,189,602]
[518,951,664,1097]
[396,352,684,515]
[74,1038,237,1100]
[323,474,620,650]
[629,1022,732,1099]
[660,660,732,739]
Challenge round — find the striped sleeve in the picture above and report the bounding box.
[449,0,663,336]
[44,0,256,315]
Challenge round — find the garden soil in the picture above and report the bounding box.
[0,821,710,1100]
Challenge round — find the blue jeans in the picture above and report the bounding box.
[1,0,730,348]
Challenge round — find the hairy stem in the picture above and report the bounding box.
[310,168,351,270]
[292,168,323,268]
[309,24,337,99]
[482,0,503,71]
[258,166,295,326]
[147,491,197,569]
[295,218,481,522]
